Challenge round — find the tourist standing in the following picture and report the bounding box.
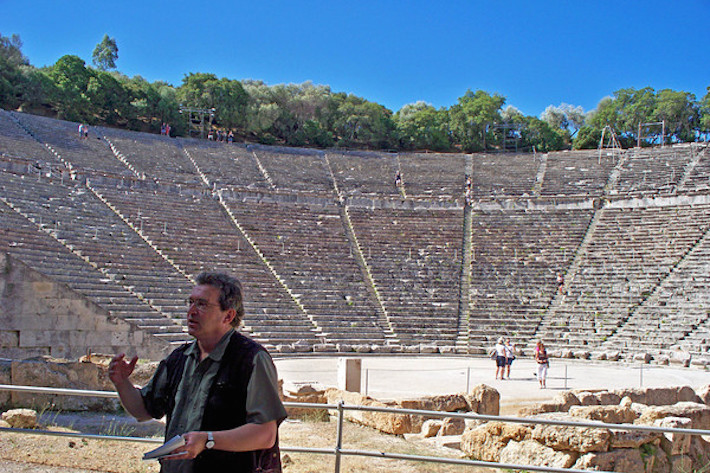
[504,338,516,379]
[534,340,549,389]
[493,337,507,380]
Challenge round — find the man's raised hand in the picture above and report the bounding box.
[108,353,138,386]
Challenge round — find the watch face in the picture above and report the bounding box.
[206,440,215,449]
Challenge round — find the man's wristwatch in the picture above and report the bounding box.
[205,431,215,450]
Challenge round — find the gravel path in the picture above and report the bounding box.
[0,460,96,473]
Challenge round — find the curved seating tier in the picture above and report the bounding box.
[348,208,464,345]
[541,150,617,196]
[250,146,334,196]
[100,129,201,185]
[536,203,710,353]
[327,151,400,198]
[615,146,695,195]
[12,113,134,177]
[398,152,467,200]
[90,182,320,346]
[468,208,594,349]
[181,140,270,190]
[223,200,386,343]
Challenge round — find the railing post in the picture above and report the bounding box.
[334,401,345,473]
[466,367,471,392]
[564,364,568,390]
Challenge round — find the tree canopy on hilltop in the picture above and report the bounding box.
[1,32,707,152]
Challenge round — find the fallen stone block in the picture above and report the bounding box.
[499,439,577,469]
[573,449,645,473]
[1,408,37,428]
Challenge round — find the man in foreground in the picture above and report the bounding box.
[109,271,287,472]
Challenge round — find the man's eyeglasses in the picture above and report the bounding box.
[185,298,220,312]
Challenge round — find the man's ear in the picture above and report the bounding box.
[223,308,237,325]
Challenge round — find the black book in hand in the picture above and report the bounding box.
[143,435,186,460]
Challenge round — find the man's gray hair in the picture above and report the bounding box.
[195,271,245,327]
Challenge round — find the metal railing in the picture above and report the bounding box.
[2,384,709,473]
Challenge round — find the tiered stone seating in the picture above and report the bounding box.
[0,185,188,346]
[398,152,466,200]
[5,112,710,356]
[615,146,694,195]
[250,146,334,196]
[536,204,710,351]
[348,208,463,345]
[541,150,617,196]
[224,200,386,344]
[470,153,540,197]
[0,110,52,161]
[11,112,134,177]
[468,208,593,349]
[92,182,320,346]
[327,151,400,198]
[0,169,192,339]
[180,139,270,190]
[603,212,710,355]
[99,128,201,185]
[681,146,710,192]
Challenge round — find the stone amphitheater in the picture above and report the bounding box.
[1,109,709,364]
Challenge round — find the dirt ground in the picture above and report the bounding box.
[0,416,484,473]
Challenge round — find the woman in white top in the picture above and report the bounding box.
[494,337,507,380]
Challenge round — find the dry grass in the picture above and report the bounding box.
[0,427,159,473]
[0,414,487,473]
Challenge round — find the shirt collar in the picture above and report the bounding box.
[184,328,235,362]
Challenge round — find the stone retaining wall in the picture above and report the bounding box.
[0,254,169,361]
[462,385,710,473]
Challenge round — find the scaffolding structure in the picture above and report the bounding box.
[491,123,521,152]
[637,120,665,148]
[598,125,623,164]
[179,105,216,139]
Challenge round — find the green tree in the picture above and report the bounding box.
[333,94,396,149]
[155,82,182,133]
[541,105,567,130]
[212,77,248,132]
[86,70,131,124]
[178,72,248,134]
[0,33,29,108]
[92,34,118,71]
[700,86,710,140]
[572,125,602,150]
[448,89,505,152]
[654,89,698,143]
[520,116,564,152]
[586,96,618,130]
[615,87,657,140]
[541,103,584,138]
[16,66,56,111]
[501,105,524,125]
[243,80,275,139]
[585,88,657,144]
[119,74,160,128]
[47,55,94,121]
[394,101,450,151]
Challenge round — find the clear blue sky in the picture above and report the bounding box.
[2,0,708,116]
